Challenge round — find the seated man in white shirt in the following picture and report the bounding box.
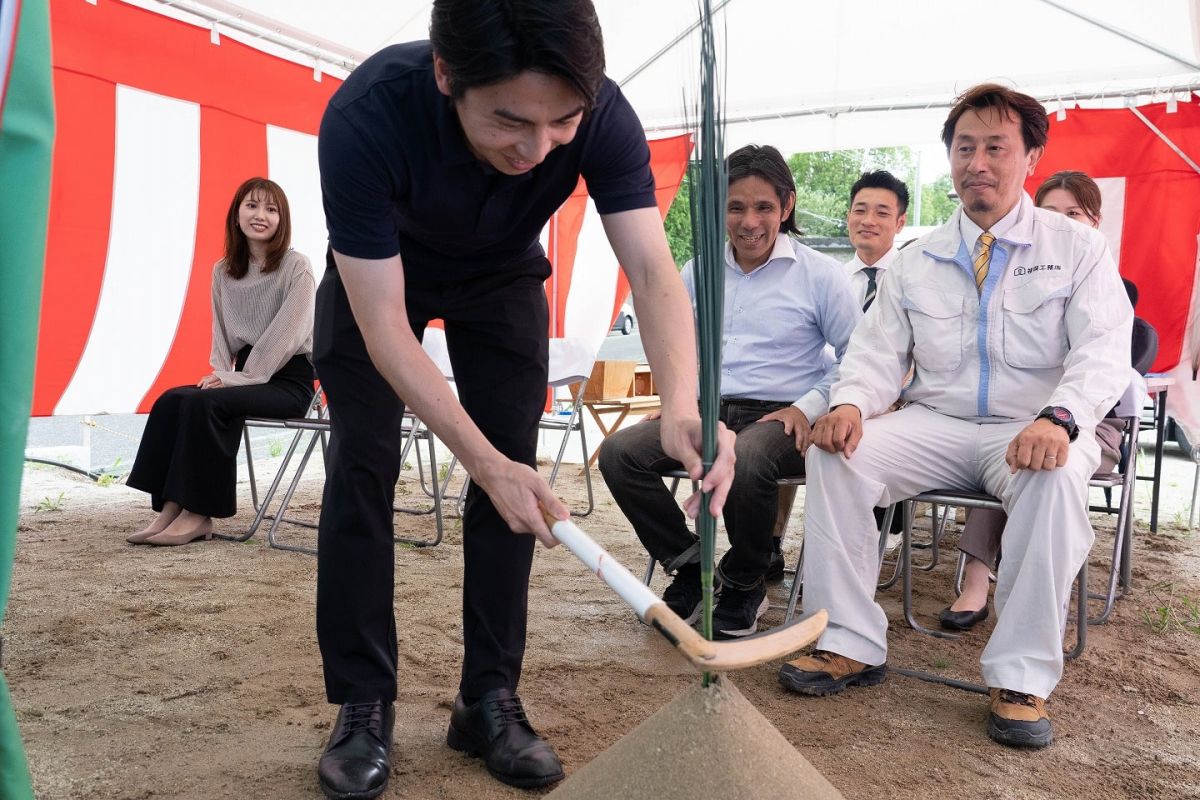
[778,84,1132,749]
[599,144,860,640]
[844,169,908,311]
[844,169,910,542]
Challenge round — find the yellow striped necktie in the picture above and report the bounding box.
[974,231,996,292]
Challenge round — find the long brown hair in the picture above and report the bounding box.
[223,177,291,279]
[1034,170,1102,226]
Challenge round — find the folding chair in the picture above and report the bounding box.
[892,489,1090,691]
[215,385,325,544]
[443,336,601,518]
[262,410,448,555]
[541,374,594,516]
[1084,414,1141,622]
[895,416,1141,663]
[262,331,466,553]
[538,337,600,515]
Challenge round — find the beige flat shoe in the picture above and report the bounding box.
[126,527,167,544]
[145,525,213,547]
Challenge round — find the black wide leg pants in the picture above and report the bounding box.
[313,259,550,705]
[126,348,314,519]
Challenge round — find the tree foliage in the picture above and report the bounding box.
[788,146,959,236]
[920,173,959,227]
[664,174,693,267]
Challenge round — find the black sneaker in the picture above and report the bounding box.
[765,538,785,582]
[712,583,769,639]
[662,562,703,625]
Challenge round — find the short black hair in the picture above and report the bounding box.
[429,0,606,111]
[849,170,910,215]
[726,144,799,234]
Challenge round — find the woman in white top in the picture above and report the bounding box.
[125,177,316,546]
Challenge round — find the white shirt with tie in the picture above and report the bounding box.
[843,246,900,309]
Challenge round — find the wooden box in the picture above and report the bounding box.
[582,360,636,402]
[633,364,655,396]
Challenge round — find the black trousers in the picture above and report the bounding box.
[313,259,550,705]
[598,399,806,589]
[126,348,314,518]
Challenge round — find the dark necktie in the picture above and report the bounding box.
[862,267,878,312]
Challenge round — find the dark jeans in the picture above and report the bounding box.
[126,347,313,518]
[313,258,550,705]
[598,398,806,589]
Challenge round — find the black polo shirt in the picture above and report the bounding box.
[318,41,657,284]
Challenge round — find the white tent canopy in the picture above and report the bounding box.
[127,0,1200,159]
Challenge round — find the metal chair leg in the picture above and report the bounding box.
[266,431,322,555]
[1190,462,1199,531]
[574,415,595,517]
[953,550,968,597]
[877,503,905,591]
[902,500,960,640]
[1066,561,1088,660]
[245,426,261,512]
[395,433,444,548]
[216,427,305,543]
[912,503,947,573]
[784,539,805,622]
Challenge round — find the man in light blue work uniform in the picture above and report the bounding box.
[780,84,1132,750]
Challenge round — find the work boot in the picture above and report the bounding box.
[778,650,886,696]
[987,688,1053,748]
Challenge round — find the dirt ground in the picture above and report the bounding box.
[6,455,1200,800]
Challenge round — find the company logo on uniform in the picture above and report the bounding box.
[1012,264,1062,276]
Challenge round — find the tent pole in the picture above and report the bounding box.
[152,0,366,71]
[1038,0,1200,73]
[641,82,1200,133]
[618,0,736,87]
[1129,105,1200,176]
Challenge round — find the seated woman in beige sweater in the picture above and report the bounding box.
[125,177,315,546]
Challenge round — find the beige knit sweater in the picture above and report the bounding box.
[209,249,315,387]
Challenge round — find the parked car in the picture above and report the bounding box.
[611,303,636,335]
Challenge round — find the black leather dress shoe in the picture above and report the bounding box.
[317,700,394,800]
[447,688,564,789]
[938,603,989,631]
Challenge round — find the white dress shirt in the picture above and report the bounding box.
[680,234,860,422]
[844,246,900,307]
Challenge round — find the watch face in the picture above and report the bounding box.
[1052,407,1072,422]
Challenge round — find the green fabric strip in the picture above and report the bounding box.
[0,0,55,796]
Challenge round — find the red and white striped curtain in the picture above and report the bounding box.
[36,0,689,415]
[1028,102,1200,430]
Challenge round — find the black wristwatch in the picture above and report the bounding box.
[1038,406,1078,441]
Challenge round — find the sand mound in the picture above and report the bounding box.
[548,677,844,800]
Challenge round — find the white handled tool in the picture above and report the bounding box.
[544,510,827,672]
